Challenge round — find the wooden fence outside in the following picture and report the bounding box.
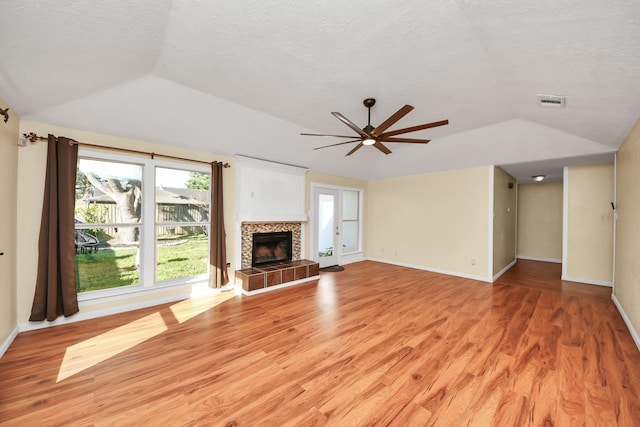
[75,202,209,237]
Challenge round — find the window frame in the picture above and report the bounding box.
[76,148,212,301]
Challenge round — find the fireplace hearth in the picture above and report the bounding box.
[252,231,293,267]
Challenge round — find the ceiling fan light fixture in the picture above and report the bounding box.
[532,175,546,182]
[363,138,376,146]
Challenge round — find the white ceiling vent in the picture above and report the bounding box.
[537,94,566,108]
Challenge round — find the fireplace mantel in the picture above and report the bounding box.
[238,214,307,223]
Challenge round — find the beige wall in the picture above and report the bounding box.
[304,171,367,260]
[0,98,19,348]
[366,166,491,279]
[564,163,614,284]
[614,119,640,340]
[517,182,563,261]
[493,167,517,276]
[16,120,236,324]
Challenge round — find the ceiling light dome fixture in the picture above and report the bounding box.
[532,175,546,182]
[362,137,376,146]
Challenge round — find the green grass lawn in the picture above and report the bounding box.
[76,235,209,292]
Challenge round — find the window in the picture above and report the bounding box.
[342,189,361,254]
[74,150,211,294]
[155,168,210,283]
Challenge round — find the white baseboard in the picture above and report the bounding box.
[238,275,320,296]
[612,294,640,352]
[0,326,19,359]
[493,259,517,282]
[366,258,492,283]
[561,275,613,287]
[517,256,562,263]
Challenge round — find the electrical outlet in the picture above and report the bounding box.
[471,259,476,266]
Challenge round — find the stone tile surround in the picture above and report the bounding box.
[241,222,302,269]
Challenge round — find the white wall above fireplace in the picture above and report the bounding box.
[237,155,308,223]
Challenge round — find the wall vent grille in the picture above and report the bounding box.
[537,94,566,108]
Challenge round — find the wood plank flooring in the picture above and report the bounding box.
[1,260,639,426]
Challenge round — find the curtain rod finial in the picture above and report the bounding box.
[23,132,40,143]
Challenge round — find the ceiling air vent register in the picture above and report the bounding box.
[537,94,566,108]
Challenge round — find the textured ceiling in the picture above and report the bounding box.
[1,1,638,181]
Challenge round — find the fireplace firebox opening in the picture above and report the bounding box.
[252,231,293,267]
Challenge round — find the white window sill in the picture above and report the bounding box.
[78,274,212,305]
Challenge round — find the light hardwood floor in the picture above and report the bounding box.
[1,260,639,426]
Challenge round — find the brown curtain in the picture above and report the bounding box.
[209,161,229,288]
[30,135,79,321]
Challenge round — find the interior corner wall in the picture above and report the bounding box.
[0,97,19,353]
[304,171,368,261]
[15,119,237,326]
[564,163,614,285]
[517,182,563,261]
[492,167,517,277]
[613,118,640,344]
[366,166,491,281]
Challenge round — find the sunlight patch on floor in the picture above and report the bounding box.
[56,312,167,382]
[169,291,235,324]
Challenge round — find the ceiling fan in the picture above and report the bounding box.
[301,98,448,156]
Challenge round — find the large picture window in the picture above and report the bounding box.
[74,150,211,294]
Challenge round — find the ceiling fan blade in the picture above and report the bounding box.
[373,141,392,155]
[379,137,431,144]
[301,132,360,138]
[332,112,369,137]
[346,142,364,156]
[371,105,414,136]
[313,139,361,150]
[380,119,449,138]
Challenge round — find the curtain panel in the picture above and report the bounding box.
[209,161,229,288]
[30,135,79,321]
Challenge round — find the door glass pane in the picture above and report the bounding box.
[318,194,335,258]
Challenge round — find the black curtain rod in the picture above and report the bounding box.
[23,132,230,168]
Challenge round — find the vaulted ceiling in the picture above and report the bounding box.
[1,1,638,181]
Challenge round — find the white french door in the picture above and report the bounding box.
[314,187,340,268]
